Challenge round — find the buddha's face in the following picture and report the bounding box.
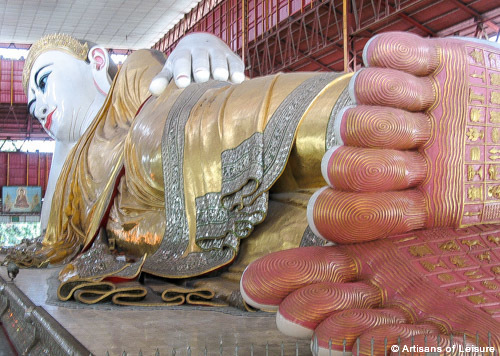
[27,50,100,142]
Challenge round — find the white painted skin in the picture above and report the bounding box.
[321,145,343,188]
[28,49,109,229]
[311,333,353,356]
[347,69,360,105]
[28,50,107,144]
[306,187,329,241]
[333,105,355,147]
[276,309,314,338]
[27,33,245,231]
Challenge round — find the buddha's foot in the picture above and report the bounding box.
[308,32,500,243]
[241,225,500,355]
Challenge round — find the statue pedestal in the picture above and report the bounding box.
[0,275,89,355]
[0,265,310,355]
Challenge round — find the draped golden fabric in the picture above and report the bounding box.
[105,71,353,279]
[26,44,354,284]
[42,50,166,264]
[36,53,354,304]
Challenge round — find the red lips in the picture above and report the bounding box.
[45,109,55,130]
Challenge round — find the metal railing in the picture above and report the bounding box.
[108,332,499,356]
[0,276,91,356]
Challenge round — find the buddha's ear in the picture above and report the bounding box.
[88,45,111,95]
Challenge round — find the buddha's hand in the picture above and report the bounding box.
[241,225,500,355]
[308,32,500,244]
[149,32,245,94]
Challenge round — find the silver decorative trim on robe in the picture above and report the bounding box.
[194,74,339,253]
[143,81,233,278]
[325,86,353,149]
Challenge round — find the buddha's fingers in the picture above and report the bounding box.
[337,105,431,149]
[170,48,193,88]
[276,282,382,338]
[308,188,427,244]
[226,53,245,84]
[312,308,408,356]
[209,48,230,81]
[240,246,359,311]
[363,32,440,76]
[351,68,434,112]
[353,323,441,356]
[321,146,427,192]
[191,48,210,83]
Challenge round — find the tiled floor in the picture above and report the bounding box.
[0,267,311,355]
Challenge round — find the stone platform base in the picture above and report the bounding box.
[0,275,90,355]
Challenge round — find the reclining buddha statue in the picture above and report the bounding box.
[8,29,500,353]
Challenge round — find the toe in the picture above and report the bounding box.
[352,68,434,112]
[363,32,440,76]
[240,246,359,311]
[322,146,427,192]
[337,105,430,149]
[308,188,427,243]
[277,282,381,338]
[312,308,408,356]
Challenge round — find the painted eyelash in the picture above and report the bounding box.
[38,72,51,91]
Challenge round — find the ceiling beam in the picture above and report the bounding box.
[396,10,436,36]
[437,7,500,37]
[446,0,499,32]
[386,2,436,37]
[351,0,429,36]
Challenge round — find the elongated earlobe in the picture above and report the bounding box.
[89,46,111,95]
[92,48,106,70]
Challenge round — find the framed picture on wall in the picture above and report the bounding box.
[2,186,42,213]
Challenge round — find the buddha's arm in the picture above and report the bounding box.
[40,140,75,231]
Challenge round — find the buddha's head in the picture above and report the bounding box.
[23,34,118,142]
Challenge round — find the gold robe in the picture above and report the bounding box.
[29,49,352,303]
[104,70,353,280]
[41,50,166,265]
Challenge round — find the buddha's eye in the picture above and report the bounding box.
[38,72,51,93]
